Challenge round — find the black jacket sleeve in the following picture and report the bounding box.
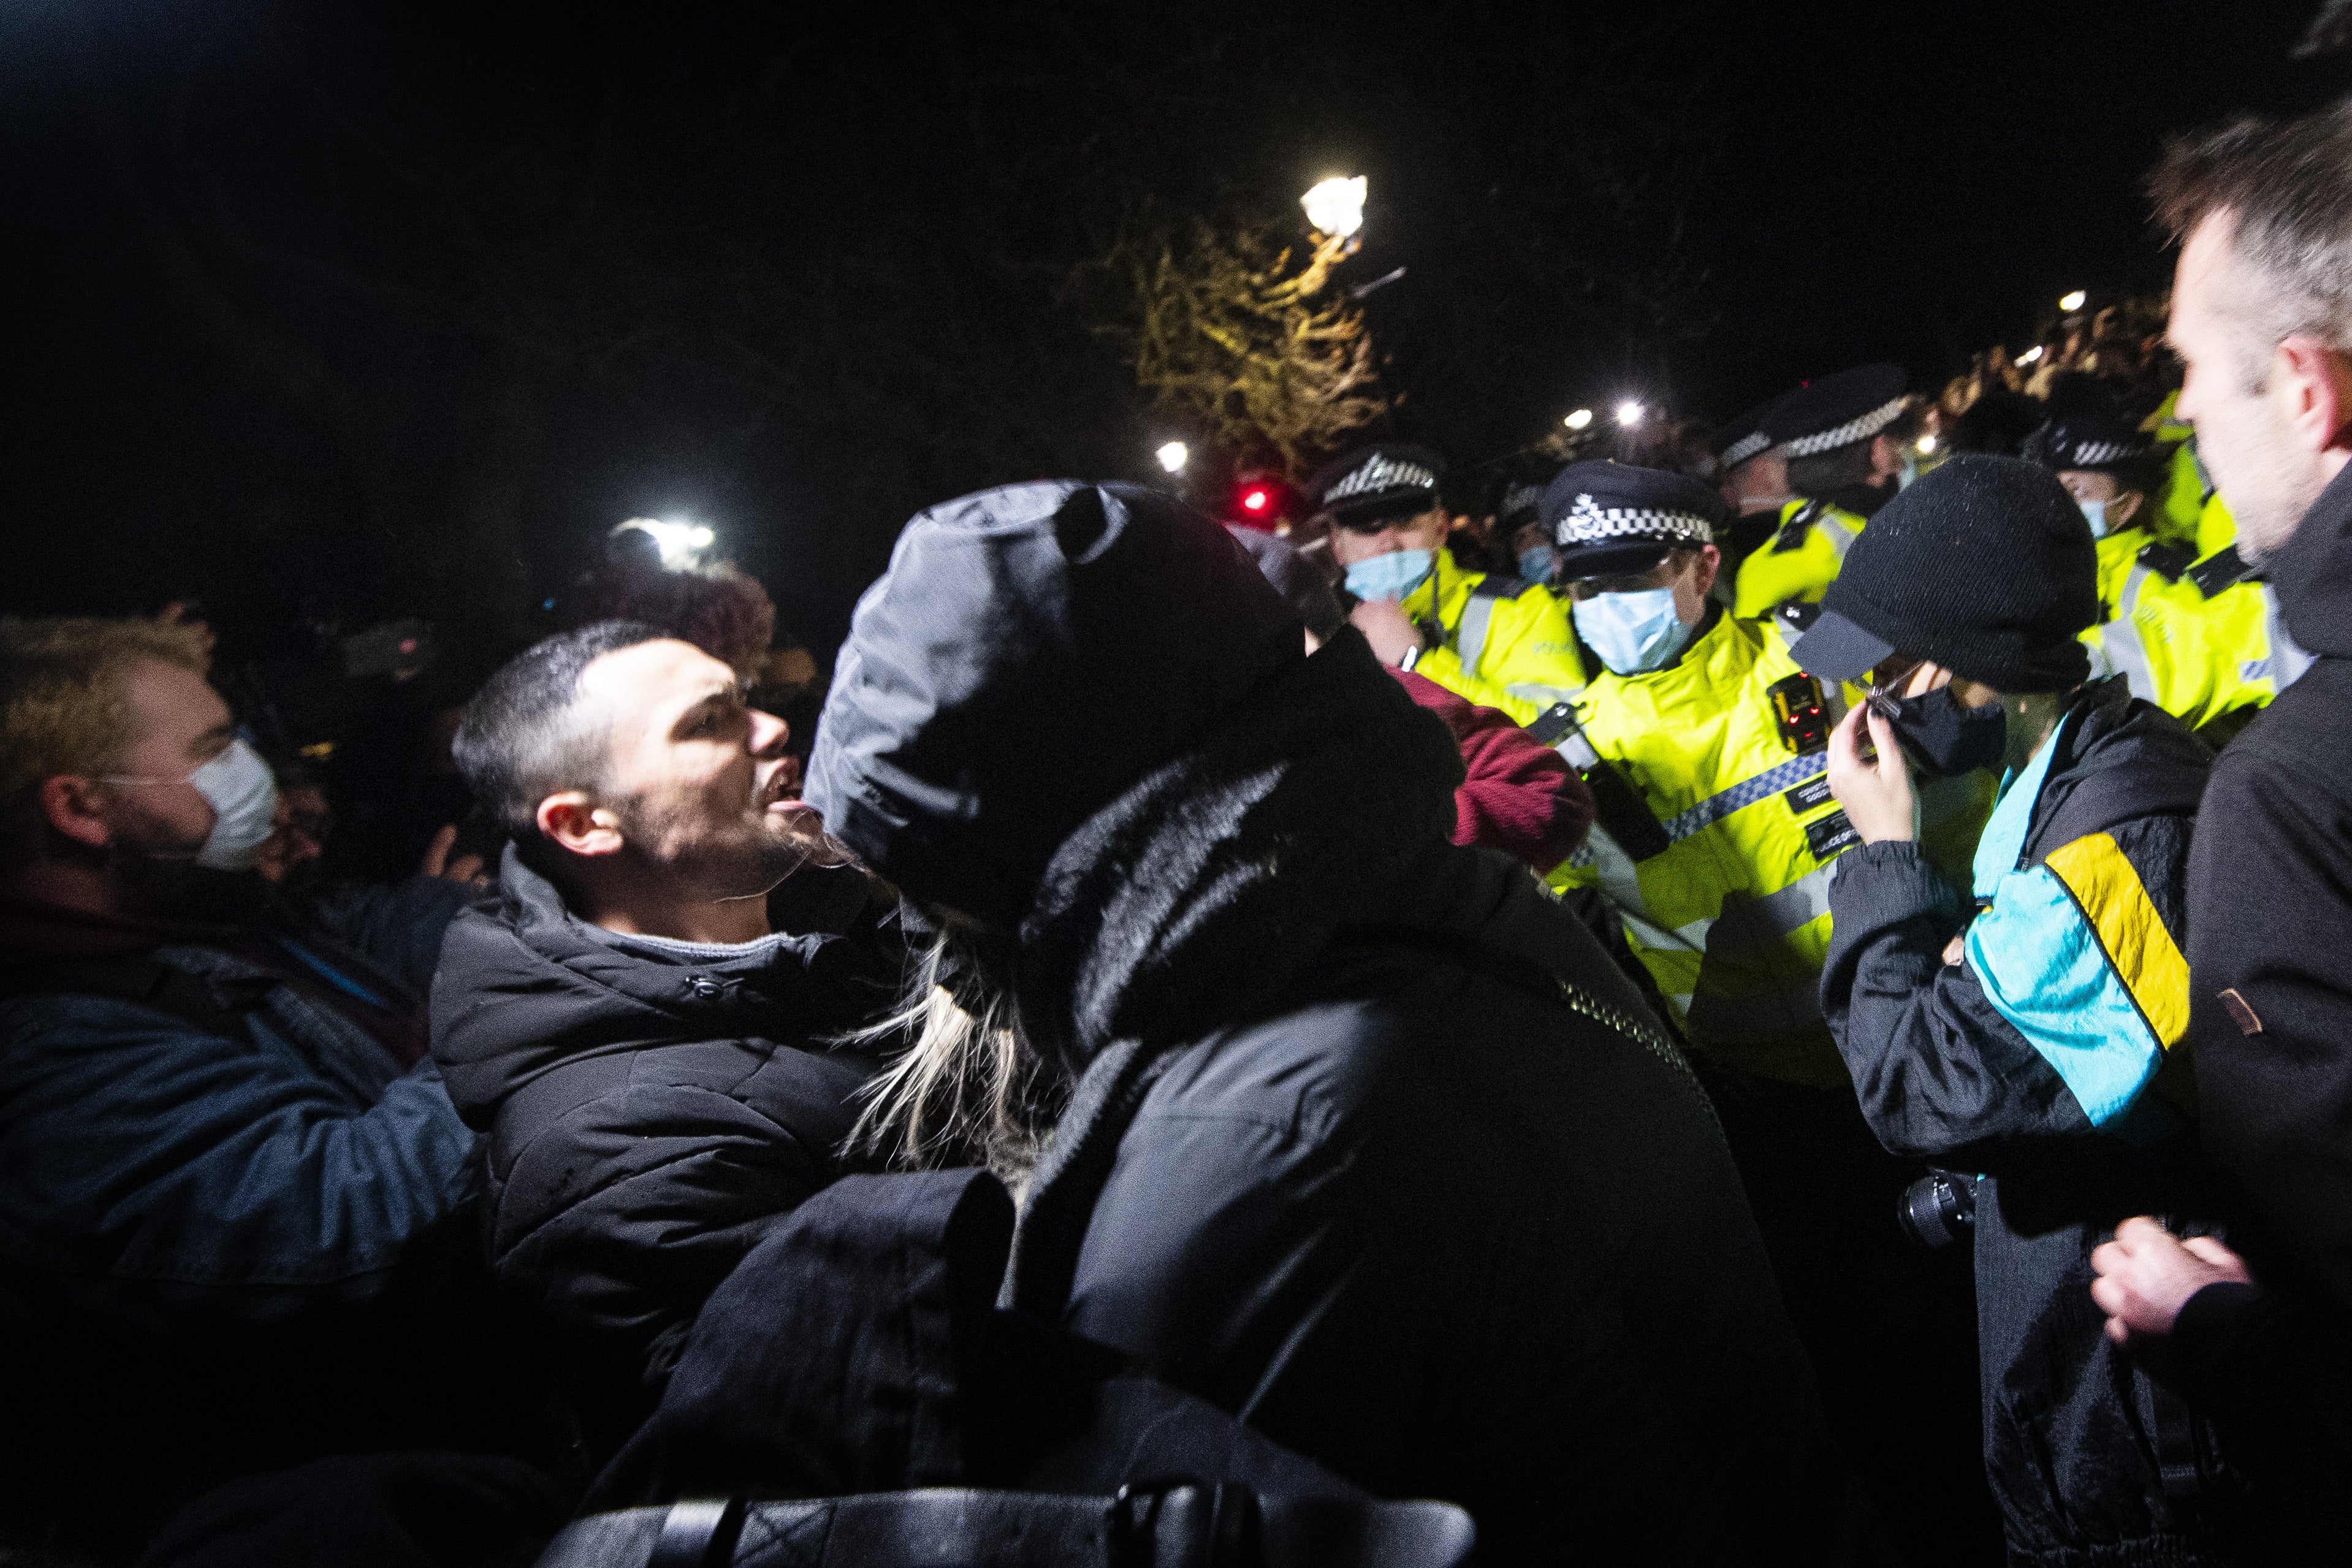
[2172,1279,2352,1542]
[1821,841,2093,1160]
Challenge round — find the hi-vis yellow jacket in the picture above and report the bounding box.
[1547,610,1855,1087]
[2145,395,2236,557]
[2093,524,2164,622]
[1730,498,1870,620]
[1395,548,1588,724]
[2083,545,2310,736]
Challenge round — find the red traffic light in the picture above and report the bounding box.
[1241,487,1271,512]
[1226,473,1298,530]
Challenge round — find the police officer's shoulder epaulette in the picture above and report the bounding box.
[2186,544,2250,600]
[2136,540,2194,582]
[1775,600,1823,637]
[1471,573,1530,600]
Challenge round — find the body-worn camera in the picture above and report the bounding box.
[1898,1170,1976,1249]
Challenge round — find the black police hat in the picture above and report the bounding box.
[2023,411,2159,483]
[1306,443,1447,530]
[1707,392,1791,470]
[1786,454,2096,694]
[1767,364,1911,458]
[1540,460,1726,579]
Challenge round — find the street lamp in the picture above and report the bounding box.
[1155,441,1189,474]
[1615,400,1645,428]
[1564,408,1594,431]
[615,517,715,569]
[1300,176,1367,241]
[2018,345,2045,365]
[2059,289,2088,313]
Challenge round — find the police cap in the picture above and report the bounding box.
[1707,392,1791,471]
[1541,460,1726,580]
[1306,443,1447,530]
[1766,364,1911,457]
[2023,409,2160,486]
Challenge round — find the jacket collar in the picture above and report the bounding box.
[2272,458,2352,659]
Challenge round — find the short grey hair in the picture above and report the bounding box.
[2151,99,2352,370]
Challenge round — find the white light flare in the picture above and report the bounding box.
[1615,400,1645,428]
[1564,408,1594,431]
[1300,176,1367,240]
[1155,441,1189,474]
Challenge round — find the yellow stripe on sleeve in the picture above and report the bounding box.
[2042,832,2191,1048]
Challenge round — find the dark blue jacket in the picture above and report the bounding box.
[1821,682,2242,1565]
[0,877,497,1553]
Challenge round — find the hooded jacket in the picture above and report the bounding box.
[808,482,1888,1566]
[2170,458,2352,1554]
[1821,681,2239,1565]
[428,847,891,1408]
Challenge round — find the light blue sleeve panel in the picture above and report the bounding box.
[1962,866,2162,1127]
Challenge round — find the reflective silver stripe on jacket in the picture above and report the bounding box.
[1817,508,1861,559]
[1660,753,1829,843]
[1705,862,1838,954]
[1577,827,1714,953]
[2095,566,2160,704]
[2266,585,2315,691]
[1454,582,1518,679]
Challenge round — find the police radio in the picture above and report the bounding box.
[1527,702,1673,862]
[1767,674,1831,755]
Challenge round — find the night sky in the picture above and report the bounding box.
[4,0,2335,673]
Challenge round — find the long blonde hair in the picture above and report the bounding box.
[846,921,1065,1186]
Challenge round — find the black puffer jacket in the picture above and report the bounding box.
[808,481,1889,1565]
[429,849,892,1407]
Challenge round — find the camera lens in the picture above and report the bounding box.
[1897,1171,1976,1249]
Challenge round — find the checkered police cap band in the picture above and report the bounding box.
[1780,394,1909,458]
[1556,491,1715,549]
[1719,430,1774,466]
[2057,438,2150,466]
[1322,452,1439,505]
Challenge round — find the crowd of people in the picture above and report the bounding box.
[7,99,2352,1568]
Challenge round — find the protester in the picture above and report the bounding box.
[0,617,519,1559]
[804,480,1887,1564]
[2085,99,2352,1557]
[432,623,896,1444]
[1800,455,2237,1563]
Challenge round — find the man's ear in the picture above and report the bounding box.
[1692,543,1722,599]
[39,776,115,851]
[2112,490,2144,529]
[2274,334,2352,454]
[536,792,626,859]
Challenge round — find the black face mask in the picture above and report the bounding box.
[1886,687,2008,777]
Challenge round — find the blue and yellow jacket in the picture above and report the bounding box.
[1819,680,2236,1561]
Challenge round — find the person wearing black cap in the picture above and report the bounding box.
[1732,365,1920,620]
[1798,455,2239,1565]
[802,479,1888,1564]
[1537,461,1854,1089]
[2024,397,2180,620]
[1306,443,1588,721]
[1706,392,1795,576]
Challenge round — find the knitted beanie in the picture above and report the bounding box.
[1788,454,2097,693]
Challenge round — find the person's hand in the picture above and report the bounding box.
[2090,1216,2255,1367]
[1350,597,1428,668]
[420,823,489,886]
[1826,701,1916,844]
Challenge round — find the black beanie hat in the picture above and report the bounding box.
[1786,454,2098,693]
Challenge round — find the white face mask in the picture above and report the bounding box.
[107,737,281,870]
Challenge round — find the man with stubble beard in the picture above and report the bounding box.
[432,622,897,1447]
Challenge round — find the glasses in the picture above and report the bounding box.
[1863,657,1926,720]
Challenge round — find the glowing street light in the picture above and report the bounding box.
[1300,176,1368,240]
[1615,400,1645,428]
[1155,441,1190,474]
[1916,433,1939,455]
[2059,289,2088,312]
[2018,345,2046,365]
[1564,408,1594,431]
[615,517,715,569]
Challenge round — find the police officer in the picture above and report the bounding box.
[1309,443,1587,721]
[2023,404,2175,620]
[2086,540,2312,740]
[1732,364,1916,619]
[1536,460,1987,1553]
[2145,390,2238,557]
[1536,462,1850,1087]
[1707,392,1794,575]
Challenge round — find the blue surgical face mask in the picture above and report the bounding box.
[2079,498,2110,538]
[1573,586,1694,676]
[1897,458,1921,492]
[1518,545,1557,587]
[1344,547,1435,603]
